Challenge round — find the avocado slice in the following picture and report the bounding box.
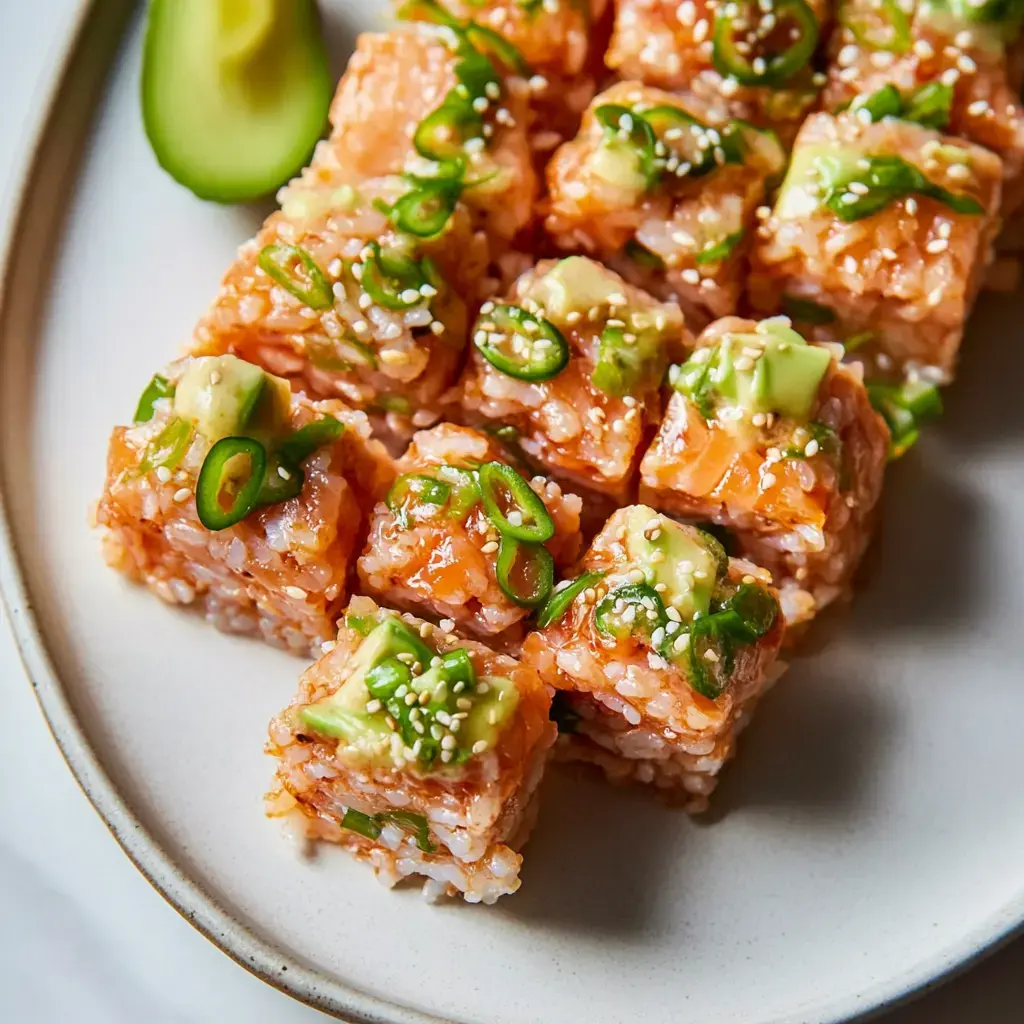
[623,506,719,621]
[142,0,333,203]
[527,257,625,322]
[298,618,435,760]
[174,355,291,442]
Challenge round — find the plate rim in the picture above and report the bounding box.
[0,2,1022,1022]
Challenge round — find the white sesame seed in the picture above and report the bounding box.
[173,487,191,503]
[472,740,489,754]
[155,466,172,483]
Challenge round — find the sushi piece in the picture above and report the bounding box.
[639,316,889,625]
[395,0,611,153]
[747,110,1002,383]
[604,0,828,143]
[823,0,1024,215]
[522,505,785,810]
[191,25,538,419]
[357,423,583,647]
[266,597,556,903]
[545,82,787,327]
[458,256,687,501]
[95,356,393,655]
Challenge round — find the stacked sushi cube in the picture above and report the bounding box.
[95,0,1013,903]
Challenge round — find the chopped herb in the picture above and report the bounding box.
[695,230,745,265]
[625,238,665,269]
[536,570,607,628]
[340,808,382,841]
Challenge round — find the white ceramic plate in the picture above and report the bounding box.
[4,3,1024,1022]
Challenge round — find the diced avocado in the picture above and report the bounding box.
[174,355,291,442]
[775,143,862,220]
[142,0,333,203]
[280,184,359,223]
[297,618,435,762]
[708,323,831,422]
[589,144,648,197]
[527,257,622,322]
[623,506,718,621]
[460,676,519,751]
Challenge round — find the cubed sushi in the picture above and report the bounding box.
[522,505,785,810]
[604,0,828,142]
[357,424,583,647]
[545,82,786,327]
[266,598,556,903]
[823,0,1024,214]
[96,356,393,655]
[191,25,539,419]
[458,256,686,501]
[395,0,610,152]
[747,110,1002,382]
[639,317,889,625]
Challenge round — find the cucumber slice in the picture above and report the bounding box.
[142,0,333,203]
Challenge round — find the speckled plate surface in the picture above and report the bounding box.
[4,3,1024,1022]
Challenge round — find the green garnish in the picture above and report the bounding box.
[389,180,462,238]
[478,461,555,542]
[867,378,943,459]
[386,473,453,529]
[851,82,954,130]
[713,0,819,85]
[625,239,665,269]
[841,0,911,53]
[134,374,175,423]
[258,244,334,311]
[694,230,745,266]
[345,614,378,637]
[279,415,344,466]
[843,331,875,351]
[536,570,607,629]
[361,243,436,311]
[684,615,736,699]
[340,808,382,841]
[140,417,194,474]
[414,102,483,161]
[495,535,554,607]
[474,304,570,381]
[643,105,740,178]
[195,436,267,531]
[781,420,841,460]
[378,810,436,853]
[782,296,836,324]
[595,104,658,188]
[437,464,483,520]
[595,583,668,643]
[817,154,984,222]
[591,325,656,397]
[713,583,779,644]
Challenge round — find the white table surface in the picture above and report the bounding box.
[1,5,1022,1023]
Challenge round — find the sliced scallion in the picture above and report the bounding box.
[258,243,334,310]
[340,808,383,841]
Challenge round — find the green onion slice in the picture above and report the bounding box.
[464,23,529,75]
[414,100,483,161]
[695,229,745,266]
[474,304,570,381]
[256,454,305,506]
[643,105,728,178]
[436,464,482,521]
[782,295,836,324]
[713,0,819,86]
[851,84,903,122]
[258,244,334,311]
[867,378,943,459]
[478,461,555,542]
[386,473,452,528]
[340,808,383,841]
[595,104,658,188]
[134,374,174,423]
[684,615,736,699]
[378,810,436,853]
[842,0,911,53]
[819,154,984,222]
[140,417,194,474]
[495,534,554,607]
[714,583,779,643]
[594,582,668,643]
[536,570,607,629]
[902,82,954,130]
[195,436,268,531]
[361,243,430,311]
[395,0,461,28]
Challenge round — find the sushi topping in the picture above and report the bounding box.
[595,582,669,643]
[340,808,436,852]
[672,321,831,425]
[134,373,174,423]
[473,302,570,381]
[140,418,194,474]
[624,239,666,269]
[386,474,454,528]
[642,105,744,178]
[478,461,556,543]
[712,0,820,87]
[257,244,334,311]
[849,83,954,130]
[300,617,520,770]
[195,436,268,530]
[867,378,943,459]
[359,242,442,312]
[841,0,911,53]
[496,535,555,607]
[595,104,659,188]
[816,153,985,221]
[536,570,608,628]
[591,325,663,397]
[387,178,463,239]
[695,229,746,266]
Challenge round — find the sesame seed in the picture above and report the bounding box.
[321,640,337,654]
[365,699,382,713]
[173,487,191,503]
[804,439,820,457]
[926,239,948,254]
[703,648,720,663]
[761,472,777,489]
[155,466,172,483]
[472,740,489,754]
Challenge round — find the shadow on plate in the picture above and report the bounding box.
[703,660,898,825]
[500,768,681,936]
